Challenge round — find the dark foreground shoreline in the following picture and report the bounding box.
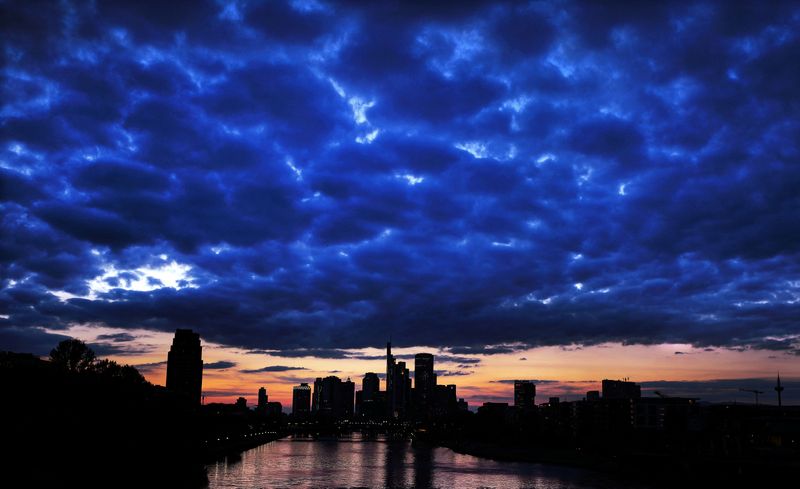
[434,438,799,488]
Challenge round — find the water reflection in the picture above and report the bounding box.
[206,433,648,489]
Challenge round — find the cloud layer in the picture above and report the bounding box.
[1,1,799,356]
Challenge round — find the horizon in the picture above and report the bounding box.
[2,0,799,411]
[15,327,799,409]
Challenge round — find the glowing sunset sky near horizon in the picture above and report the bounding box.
[44,324,799,408]
[2,0,800,407]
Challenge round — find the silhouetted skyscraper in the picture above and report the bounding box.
[316,376,354,418]
[415,353,436,418]
[363,372,380,401]
[340,378,355,417]
[293,383,311,416]
[165,329,202,405]
[360,372,383,419]
[386,341,395,417]
[258,387,268,412]
[393,361,411,418]
[385,341,412,419]
[312,377,322,412]
[514,380,536,410]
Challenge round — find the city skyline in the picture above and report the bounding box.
[2,0,799,411]
[150,327,794,410]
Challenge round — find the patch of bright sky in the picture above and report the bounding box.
[395,173,424,185]
[491,240,514,248]
[455,141,517,161]
[535,153,556,166]
[455,141,489,159]
[285,156,303,180]
[576,165,593,185]
[348,96,374,124]
[355,128,380,144]
[51,259,197,302]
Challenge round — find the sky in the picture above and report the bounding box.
[1,0,799,408]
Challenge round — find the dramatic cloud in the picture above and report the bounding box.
[2,0,799,359]
[492,379,560,385]
[241,365,308,373]
[204,360,236,370]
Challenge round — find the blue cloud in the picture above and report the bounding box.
[2,0,799,358]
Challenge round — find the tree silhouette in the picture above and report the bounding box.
[93,358,147,385]
[49,338,96,372]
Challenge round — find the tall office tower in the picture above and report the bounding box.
[292,383,312,416]
[414,353,436,418]
[601,379,642,399]
[257,387,268,413]
[363,372,380,401]
[315,376,355,418]
[514,380,536,410]
[339,378,355,418]
[386,341,395,417]
[312,377,322,412]
[392,361,411,418]
[361,372,382,419]
[165,329,203,405]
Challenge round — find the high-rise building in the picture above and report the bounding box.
[602,379,641,399]
[363,372,380,401]
[415,353,436,418]
[312,377,322,412]
[393,361,411,418]
[386,341,395,417]
[360,372,384,419]
[316,376,354,418]
[257,387,268,414]
[514,380,536,410]
[340,378,355,417]
[385,341,411,419]
[293,383,312,416]
[165,329,203,405]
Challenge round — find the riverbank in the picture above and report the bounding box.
[202,431,287,462]
[436,439,799,488]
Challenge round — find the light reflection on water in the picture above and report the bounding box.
[206,434,645,489]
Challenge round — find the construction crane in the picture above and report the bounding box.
[739,388,764,405]
[654,391,670,399]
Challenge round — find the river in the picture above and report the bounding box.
[205,434,649,488]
